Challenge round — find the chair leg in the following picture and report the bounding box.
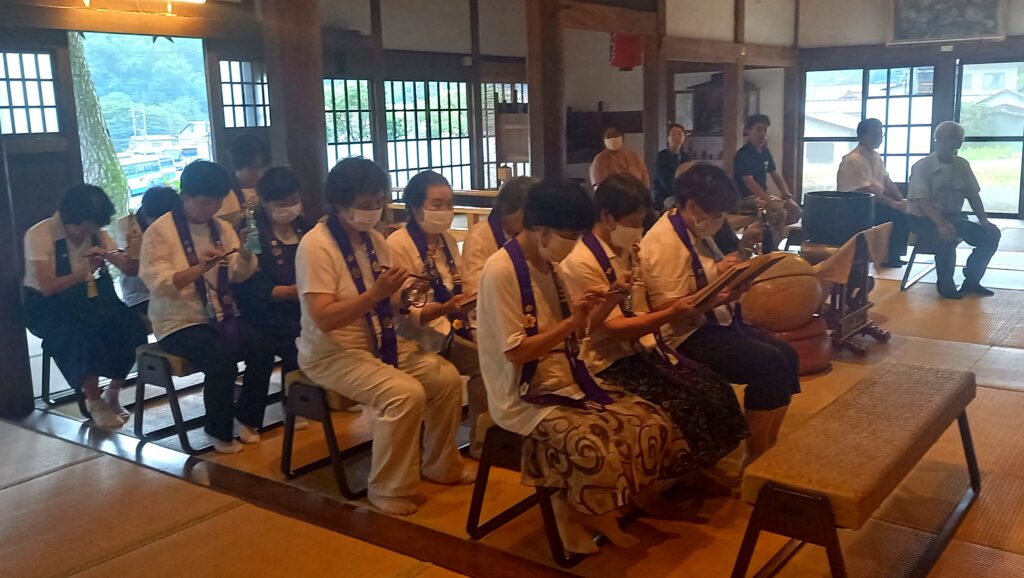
[164,381,197,454]
[134,373,147,438]
[280,410,296,478]
[321,405,364,500]
[959,412,982,494]
[537,488,587,568]
[41,352,51,404]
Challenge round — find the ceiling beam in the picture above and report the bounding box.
[559,0,658,35]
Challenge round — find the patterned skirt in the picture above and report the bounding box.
[598,351,749,469]
[522,390,693,516]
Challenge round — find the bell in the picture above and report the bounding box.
[401,286,428,308]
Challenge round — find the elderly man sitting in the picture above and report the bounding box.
[907,121,1001,300]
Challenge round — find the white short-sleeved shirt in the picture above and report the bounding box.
[140,212,257,340]
[907,153,980,215]
[22,213,117,292]
[296,223,398,366]
[461,219,502,298]
[476,248,582,436]
[640,212,730,347]
[216,188,259,227]
[559,236,648,373]
[837,146,887,193]
[386,224,463,352]
[115,214,149,307]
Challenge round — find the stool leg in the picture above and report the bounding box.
[731,513,762,578]
[824,530,849,578]
[320,399,362,499]
[280,406,296,478]
[134,370,147,438]
[41,352,51,404]
[466,428,498,538]
[900,247,919,291]
[537,488,585,568]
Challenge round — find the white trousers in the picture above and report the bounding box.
[301,345,465,498]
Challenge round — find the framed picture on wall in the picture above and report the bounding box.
[889,0,1007,45]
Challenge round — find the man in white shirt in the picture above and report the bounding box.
[837,118,911,267]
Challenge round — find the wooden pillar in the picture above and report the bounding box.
[262,0,327,218]
[0,136,34,419]
[643,0,667,170]
[369,0,390,180]
[782,66,802,199]
[723,60,745,175]
[469,0,486,190]
[526,0,566,179]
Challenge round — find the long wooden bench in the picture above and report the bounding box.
[733,363,980,578]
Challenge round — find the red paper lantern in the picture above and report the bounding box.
[610,33,643,71]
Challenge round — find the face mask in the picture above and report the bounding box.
[693,215,724,239]
[342,207,382,232]
[604,137,623,152]
[539,233,578,263]
[270,202,303,224]
[419,209,455,235]
[610,225,643,251]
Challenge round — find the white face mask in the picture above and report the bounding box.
[539,233,578,263]
[419,209,455,235]
[692,215,724,239]
[610,225,643,252]
[342,207,382,232]
[604,137,623,152]
[270,202,303,224]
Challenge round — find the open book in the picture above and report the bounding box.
[689,253,788,311]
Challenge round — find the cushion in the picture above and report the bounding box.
[284,370,358,411]
[135,343,195,376]
[741,363,976,530]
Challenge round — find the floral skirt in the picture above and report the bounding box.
[522,390,693,515]
[598,351,749,468]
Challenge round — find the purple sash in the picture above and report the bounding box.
[667,211,744,328]
[325,214,399,367]
[171,208,240,348]
[405,219,473,341]
[255,207,309,285]
[487,208,506,248]
[504,238,612,409]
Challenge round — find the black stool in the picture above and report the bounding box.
[39,348,91,419]
[133,343,207,453]
[900,233,961,291]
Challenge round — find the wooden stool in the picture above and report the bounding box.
[133,343,205,453]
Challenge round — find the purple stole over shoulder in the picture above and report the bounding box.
[405,219,473,341]
[487,208,506,248]
[326,214,399,367]
[172,208,237,321]
[666,210,743,328]
[504,237,612,409]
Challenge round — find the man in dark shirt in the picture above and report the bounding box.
[653,123,690,210]
[733,114,800,245]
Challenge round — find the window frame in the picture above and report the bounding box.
[0,50,62,137]
[218,58,270,129]
[481,81,529,190]
[324,77,375,168]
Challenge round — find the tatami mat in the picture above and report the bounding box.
[775,519,936,578]
[930,540,1024,577]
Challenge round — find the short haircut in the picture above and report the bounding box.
[179,160,231,199]
[603,126,622,138]
[857,118,883,138]
[523,179,595,232]
[935,121,965,141]
[257,166,301,202]
[594,173,651,219]
[139,186,179,230]
[673,162,739,214]
[668,123,686,133]
[402,170,451,217]
[59,184,115,227]
[495,176,535,214]
[325,157,389,208]
[745,114,771,131]
[229,133,270,170]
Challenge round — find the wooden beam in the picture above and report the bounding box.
[527,0,566,178]
[559,0,658,35]
[0,136,34,419]
[663,36,740,63]
[469,0,485,189]
[0,3,260,39]
[643,0,667,170]
[735,0,745,44]
[369,0,390,177]
[744,44,799,67]
[782,66,801,199]
[480,59,527,83]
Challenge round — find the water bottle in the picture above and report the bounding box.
[244,207,262,255]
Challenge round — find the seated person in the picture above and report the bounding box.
[907,121,1001,300]
[641,163,801,468]
[387,170,487,457]
[233,166,311,379]
[140,161,275,454]
[476,178,691,554]
[559,174,749,470]
[734,114,800,245]
[23,184,148,428]
[653,123,690,211]
[589,126,650,190]
[461,176,533,297]
[115,186,180,326]
[216,133,270,227]
[837,118,911,267]
[296,157,471,516]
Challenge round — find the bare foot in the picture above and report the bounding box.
[424,464,476,485]
[552,498,599,554]
[581,511,639,549]
[369,494,418,516]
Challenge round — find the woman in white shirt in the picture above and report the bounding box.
[461,176,533,297]
[140,161,274,454]
[386,171,487,457]
[114,186,180,326]
[640,163,800,469]
[476,179,689,554]
[23,184,148,428]
[296,158,471,517]
[559,174,748,472]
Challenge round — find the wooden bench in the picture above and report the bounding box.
[733,363,979,578]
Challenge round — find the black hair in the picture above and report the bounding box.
[495,176,534,214]
[58,184,115,227]
[402,170,450,220]
[594,173,651,219]
[138,186,179,231]
[673,162,739,214]
[325,157,389,208]
[179,160,231,199]
[523,179,595,232]
[668,123,686,133]
[229,133,271,171]
[745,114,771,131]
[857,118,883,138]
[257,166,301,202]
